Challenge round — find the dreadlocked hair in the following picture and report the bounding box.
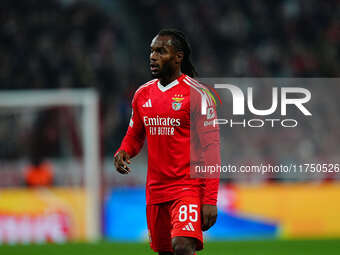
[158,28,197,78]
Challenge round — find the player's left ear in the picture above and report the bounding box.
[176,51,184,64]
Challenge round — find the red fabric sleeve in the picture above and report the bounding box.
[115,94,146,158]
[199,138,220,205]
[193,89,221,206]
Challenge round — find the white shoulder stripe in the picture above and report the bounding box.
[185,77,213,105]
[183,79,211,107]
[183,78,212,106]
[185,76,204,89]
[183,79,202,95]
[142,79,157,88]
[145,79,157,85]
[135,79,157,94]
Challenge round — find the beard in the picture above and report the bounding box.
[151,71,161,78]
[151,61,176,79]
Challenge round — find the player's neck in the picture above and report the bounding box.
[159,71,182,87]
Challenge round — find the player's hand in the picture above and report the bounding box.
[114,150,131,174]
[201,204,217,231]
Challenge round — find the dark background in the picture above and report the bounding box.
[0,0,339,181]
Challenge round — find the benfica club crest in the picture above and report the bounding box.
[172,94,184,111]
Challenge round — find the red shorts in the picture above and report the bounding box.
[146,196,203,253]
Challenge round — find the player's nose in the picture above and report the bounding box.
[150,51,159,61]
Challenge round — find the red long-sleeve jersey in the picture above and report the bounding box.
[116,74,220,205]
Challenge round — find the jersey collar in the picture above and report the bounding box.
[157,74,186,92]
[157,79,179,92]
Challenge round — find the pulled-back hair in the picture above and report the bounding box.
[158,29,197,77]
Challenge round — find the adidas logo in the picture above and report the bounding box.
[182,222,195,231]
[142,99,152,107]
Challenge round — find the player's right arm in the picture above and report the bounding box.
[114,92,146,174]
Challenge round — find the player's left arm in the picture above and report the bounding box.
[199,128,220,231]
[193,89,221,231]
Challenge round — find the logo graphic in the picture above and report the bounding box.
[172,94,184,111]
[182,222,195,231]
[142,99,152,108]
[207,107,215,120]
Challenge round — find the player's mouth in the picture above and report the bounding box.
[150,63,160,73]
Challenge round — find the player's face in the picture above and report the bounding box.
[149,35,177,78]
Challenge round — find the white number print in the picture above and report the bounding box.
[178,204,198,222]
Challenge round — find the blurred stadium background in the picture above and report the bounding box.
[1,0,340,254]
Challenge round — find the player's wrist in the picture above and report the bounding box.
[114,149,127,157]
[202,199,217,206]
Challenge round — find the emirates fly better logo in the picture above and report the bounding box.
[201,84,312,128]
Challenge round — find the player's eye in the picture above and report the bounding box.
[150,48,159,54]
[150,48,166,55]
